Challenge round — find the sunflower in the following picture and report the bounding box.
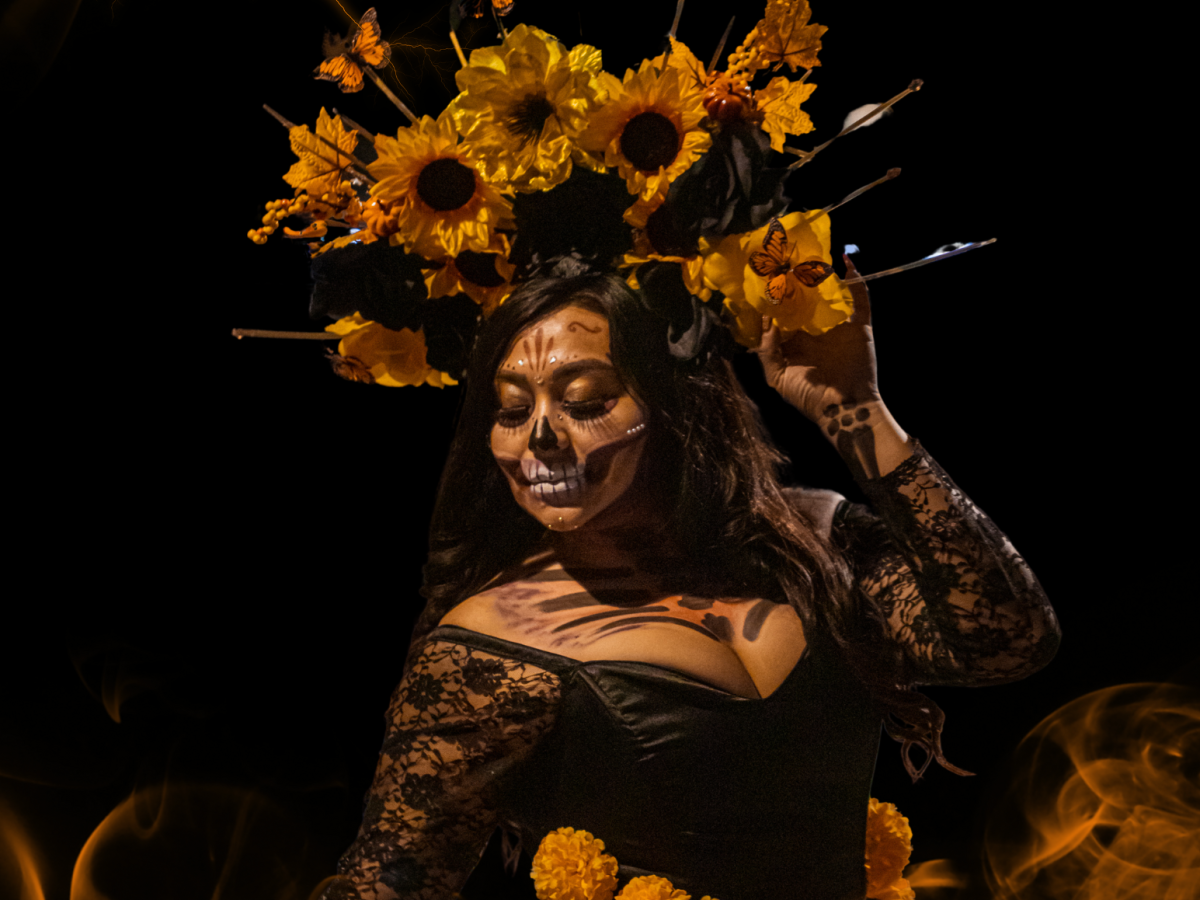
[578,52,711,208]
[368,111,513,259]
[702,210,853,344]
[424,235,516,316]
[324,313,457,388]
[448,24,607,192]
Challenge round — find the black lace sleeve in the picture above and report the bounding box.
[320,638,562,900]
[833,439,1060,687]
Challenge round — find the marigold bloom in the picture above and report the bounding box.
[614,874,691,899]
[865,798,915,900]
[531,827,619,900]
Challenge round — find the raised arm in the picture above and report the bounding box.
[757,259,1060,686]
[321,638,562,900]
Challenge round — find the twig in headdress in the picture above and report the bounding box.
[707,16,736,75]
[263,104,377,185]
[332,108,376,144]
[841,238,997,284]
[804,169,900,224]
[787,79,923,170]
[450,29,468,67]
[662,0,686,66]
[490,1,509,40]
[232,329,340,340]
[363,67,418,124]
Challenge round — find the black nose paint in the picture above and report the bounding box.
[529,416,558,451]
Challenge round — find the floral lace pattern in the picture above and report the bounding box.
[320,641,561,900]
[836,440,1059,686]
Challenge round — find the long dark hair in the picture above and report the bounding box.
[413,270,959,780]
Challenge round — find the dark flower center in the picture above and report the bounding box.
[504,93,556,147]
[416,158,477,211]
[455,250,506,287]
[620,112,680,172]
[645,202,695,258]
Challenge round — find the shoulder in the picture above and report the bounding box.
[780,486,847,540]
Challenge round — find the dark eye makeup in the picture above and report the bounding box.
[493,397,614,428]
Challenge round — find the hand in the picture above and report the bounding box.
[754,255,881,424]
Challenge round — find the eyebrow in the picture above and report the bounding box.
[496,358,616,387]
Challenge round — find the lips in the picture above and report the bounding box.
[521,458,585,506]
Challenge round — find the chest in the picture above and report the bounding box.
[439,569,807,698]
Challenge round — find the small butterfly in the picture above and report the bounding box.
[457,0,516,21]
[748,217,835,305]
[314,8,390,94]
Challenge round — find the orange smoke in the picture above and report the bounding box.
[982,680,1200,900]
[0,802,47,900]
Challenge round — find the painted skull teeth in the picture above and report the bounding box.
[522,459,584,485]
[530,476,583,498]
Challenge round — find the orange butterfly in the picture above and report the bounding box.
[314,8,390,94]
[748,217,835,305]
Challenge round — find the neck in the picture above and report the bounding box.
[545,520,679,571]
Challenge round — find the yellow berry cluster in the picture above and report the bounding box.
[724,25,768,88]
[247,182,362,245]
[247,195,315,245]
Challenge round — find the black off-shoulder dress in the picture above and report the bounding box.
[322,442,1060,900]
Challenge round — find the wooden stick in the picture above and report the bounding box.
[232,329,340,341]
[789,79,923,171]
[662,0,686,66]
[450,29,468,67]
[364,68,418,124]
[804,168,900,224]
[707,16,736,75]
[841,238,997,284]
[490,1,508,40]
[263,105,377,184]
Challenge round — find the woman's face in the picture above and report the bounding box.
[490,304,649,532]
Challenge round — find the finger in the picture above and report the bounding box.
[755,315,786,387]
[844,254,872,327]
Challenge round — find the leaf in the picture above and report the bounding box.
[310,230,366,258]
[756,75,816,151]
[663,37,707,90]
[758,0,827,72]
[284,107,359,195]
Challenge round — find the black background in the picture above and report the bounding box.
[3,1,1193,898]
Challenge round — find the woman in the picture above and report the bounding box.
[321,260,1060,900]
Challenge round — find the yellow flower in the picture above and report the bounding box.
[702,210,853,344]
[864,798,915,900]
[324,314,458,388]
[448,24,607,192]
[368,110,513,259]
[531,827,619,900]
[578,53,711,208]
[614,874,691,900]
[424,235,516,316]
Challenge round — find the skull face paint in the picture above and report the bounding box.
[490,305,649,531]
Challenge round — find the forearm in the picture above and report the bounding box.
[817,398,913,480]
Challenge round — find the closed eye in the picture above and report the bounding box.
[494,406,531,428]
[562,399,610,421]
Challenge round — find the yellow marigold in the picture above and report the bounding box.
[531,827,619,900]
[448,24,607,192]
[864,798,915,900]
[614,874,690,900]
[702,210,852,344]
[577,53,711,208]
[324,313,457,388]
[368,110,513,259]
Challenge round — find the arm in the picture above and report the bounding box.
[321,638,561,900]
[757,259,1060,687]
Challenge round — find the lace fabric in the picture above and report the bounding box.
[320,641,561,900]
[837,440,1060,687]
[323,440,1058,897]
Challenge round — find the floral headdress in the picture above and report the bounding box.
[240,0,992,387]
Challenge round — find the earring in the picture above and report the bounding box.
[626,423,646,436]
